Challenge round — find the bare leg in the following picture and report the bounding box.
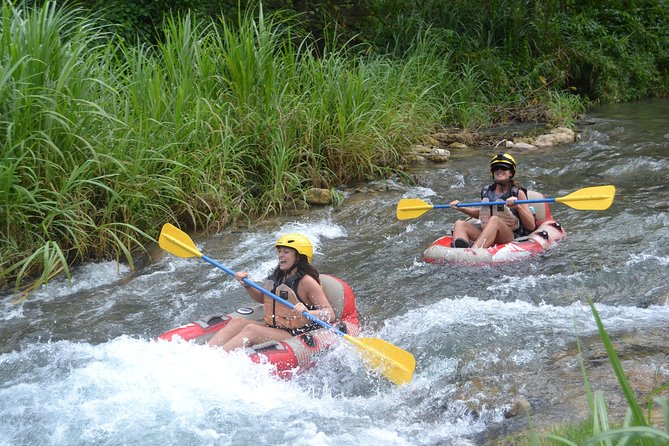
[222,324,293,352]
[452,220,482,243]
[473,216,515,248]
[208,318,262,347]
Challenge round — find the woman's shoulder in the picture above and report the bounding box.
[299,273,320,287]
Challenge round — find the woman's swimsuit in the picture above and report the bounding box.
[266,270,320,336]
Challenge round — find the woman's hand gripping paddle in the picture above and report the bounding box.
[158,223,416,385]
[396,185,616,220]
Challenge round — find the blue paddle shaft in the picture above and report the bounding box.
[200,255,345,337]
[434,198,556,209]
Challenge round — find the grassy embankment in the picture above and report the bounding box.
[0,2,588,294]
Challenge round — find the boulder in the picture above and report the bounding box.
[305,188,332,205]
[448,142,469,149]
[533,127,576,148]
[425,148,451,163]
[412,144,435,154]
[432,131,477,146]
[508,142,538,151]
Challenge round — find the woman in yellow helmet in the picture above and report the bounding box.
[208,234,334,351]
[448,153,536,249]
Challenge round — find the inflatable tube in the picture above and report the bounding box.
[422,219,566,264]
[423,192,567,264]
[157,274,360,378]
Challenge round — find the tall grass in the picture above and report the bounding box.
[1,2,461,292]
[0,1,596,292]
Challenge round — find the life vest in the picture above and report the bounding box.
[479,183,532,237]
[263,270,317,329]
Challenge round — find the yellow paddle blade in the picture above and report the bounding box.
[556,185,616,210]
[344,334,416,385]
[396,198,434,220]
[159,223,202,258]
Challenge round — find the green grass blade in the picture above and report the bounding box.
[587,299,648,428]
[584,426,669,445]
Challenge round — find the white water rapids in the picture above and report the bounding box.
[1,99,668,445]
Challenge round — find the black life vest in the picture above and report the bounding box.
[480,183,532,237]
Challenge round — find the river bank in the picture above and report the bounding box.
[406,124,578,166]
[0,1,594,294]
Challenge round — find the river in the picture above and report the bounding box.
[1,99,668,445]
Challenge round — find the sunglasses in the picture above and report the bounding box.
[492,165,511,172]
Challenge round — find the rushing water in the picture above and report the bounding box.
[1,100,668,445]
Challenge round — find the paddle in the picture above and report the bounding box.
[396,185,616,220]
[158,223,416,385]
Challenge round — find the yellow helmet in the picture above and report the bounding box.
[490,152,517,178]
[275,233,313,263]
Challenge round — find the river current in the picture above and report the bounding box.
[1,99,668,445]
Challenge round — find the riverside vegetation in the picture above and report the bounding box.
[486,297,669,446]
[4,1,668,294]
[2,1,668,443]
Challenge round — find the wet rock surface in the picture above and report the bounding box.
[409,122,578,165]
[470,324,669,444]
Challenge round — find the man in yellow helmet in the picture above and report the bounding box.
[208,234,335,351]
[448,153,537,249]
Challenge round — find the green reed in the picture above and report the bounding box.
[579,300,669,446]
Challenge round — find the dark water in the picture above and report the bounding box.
[1,99,668,445]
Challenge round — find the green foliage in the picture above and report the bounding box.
[27,1,669,104]
[361,0,668,103]
[545,91,586,126]
[3,0,668,291]
[0,1,444,290]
